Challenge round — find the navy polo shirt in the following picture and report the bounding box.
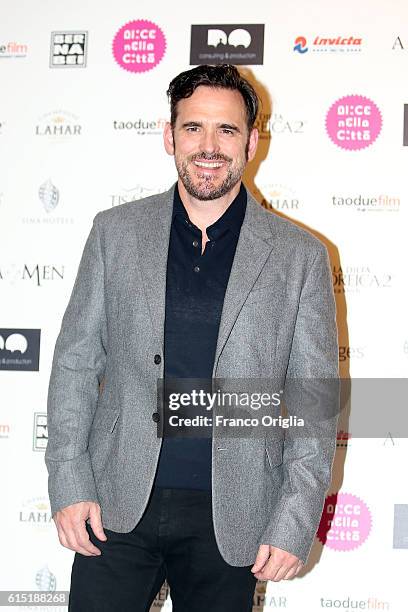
[153,181,247,490]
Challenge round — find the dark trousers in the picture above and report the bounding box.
[69,487,258,612]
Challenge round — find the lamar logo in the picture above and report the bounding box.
[50,31,88,67]
[190,24,264,65]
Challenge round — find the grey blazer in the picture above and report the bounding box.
[45,184,339,566]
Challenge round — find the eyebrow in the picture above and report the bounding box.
[181,121,241,133]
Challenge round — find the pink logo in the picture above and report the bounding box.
[326,95,382,150]
[112,20,166,73]
[317,493,372,551]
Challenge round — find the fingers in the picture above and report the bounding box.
[53,501,104,556]
[253,546,303,582]
[89,504,107,542]
[251,544,270,573]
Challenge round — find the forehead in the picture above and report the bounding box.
[175,86,247,125]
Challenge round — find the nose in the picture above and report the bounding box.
[199,128,220,155]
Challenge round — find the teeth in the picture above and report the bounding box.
[194,161,223,168]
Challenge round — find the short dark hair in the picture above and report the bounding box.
[167,64,259,133]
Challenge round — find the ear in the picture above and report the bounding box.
[246,127,259,162]
[163,122,175,156]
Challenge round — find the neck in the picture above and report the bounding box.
[177,179,242,233]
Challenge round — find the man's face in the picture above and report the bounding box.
[164,86,258,201]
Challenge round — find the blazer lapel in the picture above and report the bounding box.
[135,185,175,351]
[212,191,275,373]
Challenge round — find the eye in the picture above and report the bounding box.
[186,126,200,132]
[220,128,234,135]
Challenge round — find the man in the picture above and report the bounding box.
[45,65,339,611]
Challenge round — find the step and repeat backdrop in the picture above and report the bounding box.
[1,0,407,610]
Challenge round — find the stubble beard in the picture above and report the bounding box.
[175,151,247,201]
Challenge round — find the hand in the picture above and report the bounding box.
[53,501,107,556]
[251,545,303,581]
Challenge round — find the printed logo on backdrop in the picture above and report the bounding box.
[317,493,372,551]
[326,95,382,150]
[0,329,40,371]
[393,504,408,549]
[0,263,65,286]
[336,430,352,449]
[332,265,392,294]
[253,583,287,610]
[113,117,166,135]
[113,20,166,73]
[35,111,82,140]
[255,184,302,215]
[50,31,88,67]
[392,36,408,50]
[20,496,52,527]
[339,345,365,362]
[320,597,390,609]
[190,24,264,65]
[110,184,169,207]
[0,422,10,440]
[151,581,169,608]
[33,413,48,451]
[331,193,400,213]
[0,41,28,58]
[294,35,362,54]
[255,112,305,139]
[20,179,74,225]
[36,566,56,591]
[403,104,408,146]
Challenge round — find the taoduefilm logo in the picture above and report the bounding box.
[50,31,87,67]
[35,110,82,140]
[190,24,264,65]
[113,20,166,73]
[0,329,41,371]
[331,193,400,213]
[294,35,362,54]
[326,95,382,150]
[317,492,372,551]
[113,117,166,135]
[0,41,28,58]
[0,422,10,440]
[332,265,392,294]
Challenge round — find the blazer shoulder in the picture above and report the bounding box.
[250,196,328,258]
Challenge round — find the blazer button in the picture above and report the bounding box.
[154,354,161,365]
[152,412,160,423]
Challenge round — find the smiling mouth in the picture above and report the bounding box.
[193,160,225,169]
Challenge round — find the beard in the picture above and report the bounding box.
[175,151,246,201]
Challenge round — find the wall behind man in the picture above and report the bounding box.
[0,0,407,610]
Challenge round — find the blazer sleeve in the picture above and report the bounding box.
[260,243,340,564]
[45,212,107,517]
